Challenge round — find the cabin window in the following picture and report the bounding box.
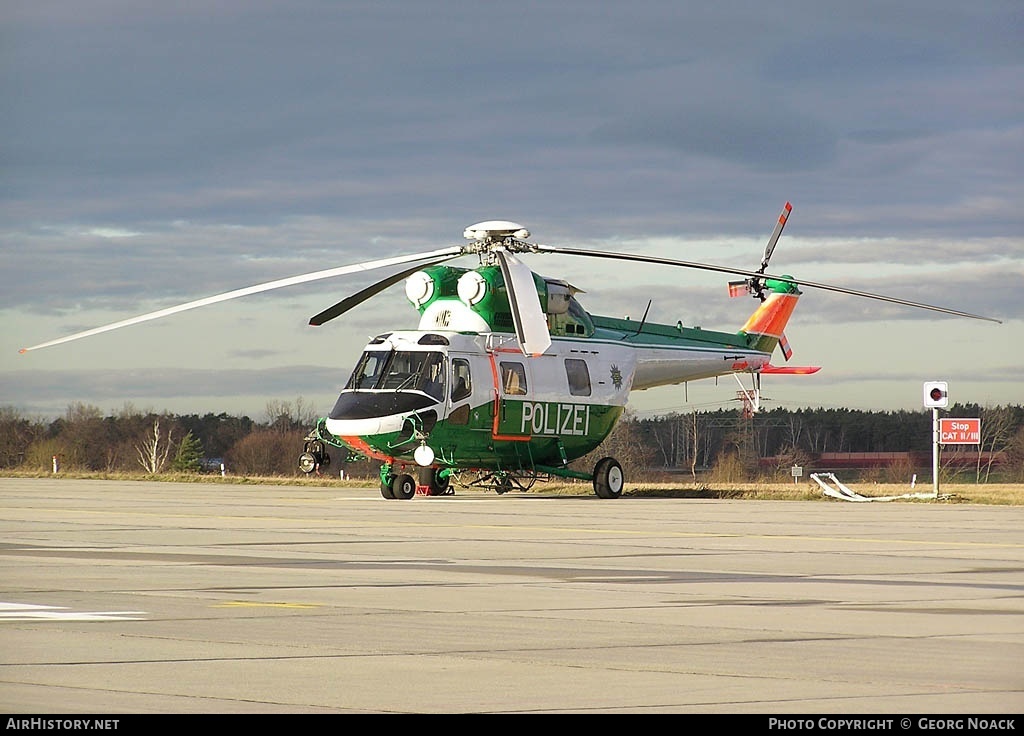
[565,358,591,396]
[451,358,472,402]
[500,361,528,396]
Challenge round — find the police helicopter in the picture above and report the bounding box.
[20,204,1000,499]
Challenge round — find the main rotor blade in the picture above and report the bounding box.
[495,247,551,356]
[20,246,464,353]
[535,244,1002,324]
[309,256,459,326]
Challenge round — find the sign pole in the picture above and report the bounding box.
[931,407,939,499]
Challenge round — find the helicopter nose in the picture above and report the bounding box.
[329,390,438,421]
[325,404,439,446]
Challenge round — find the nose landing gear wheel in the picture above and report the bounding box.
[298,452,318,475]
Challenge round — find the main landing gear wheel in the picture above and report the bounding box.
[420,467,452,496]
[392,473,417,500]
[593,457,624,499]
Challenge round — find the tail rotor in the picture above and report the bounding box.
[729,202,795,359]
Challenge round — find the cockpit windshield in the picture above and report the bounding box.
[345,350,447,402]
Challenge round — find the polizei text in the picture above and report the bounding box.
[520,402,591,437]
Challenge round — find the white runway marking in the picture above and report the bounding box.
[0,602,146,621]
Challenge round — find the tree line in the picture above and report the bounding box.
[606,404,1024,484]
[1,400,1022,483]
[0,400,316,477]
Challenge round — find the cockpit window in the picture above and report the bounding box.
[345,351,388,390]
[419,352,447,401]
[345,350,446,402]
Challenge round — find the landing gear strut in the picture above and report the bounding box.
[379,464,455,499]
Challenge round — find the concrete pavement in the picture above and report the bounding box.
[1,478,1022,714]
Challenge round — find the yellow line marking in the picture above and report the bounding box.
[214,601,320,609]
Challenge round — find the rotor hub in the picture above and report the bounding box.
[463,221,530,243]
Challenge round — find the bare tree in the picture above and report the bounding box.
[136,419,174,474]
[1004,426,1024,482]
[59,402,106,470]
[767,444,814,478]
[0,406,45,468]
[648,416,675,470]
[265,397,320,433]
[977,406,1016,483]
[686,411,699,481]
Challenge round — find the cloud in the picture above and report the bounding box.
[2,1,1021,417]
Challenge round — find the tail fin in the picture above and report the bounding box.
[738,277,800,357]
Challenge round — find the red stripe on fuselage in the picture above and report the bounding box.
[339,435,392,462]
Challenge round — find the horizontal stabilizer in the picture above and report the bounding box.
[728,280,749,298]
[760,364,821,375]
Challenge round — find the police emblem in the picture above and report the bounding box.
[609,364,623,390]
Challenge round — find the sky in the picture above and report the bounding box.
[2,0,1022,423]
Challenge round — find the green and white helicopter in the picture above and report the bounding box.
[21,204,999,499]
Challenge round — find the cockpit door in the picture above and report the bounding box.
[445,356,474,425]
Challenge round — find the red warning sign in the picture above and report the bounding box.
[939,418,981,445]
